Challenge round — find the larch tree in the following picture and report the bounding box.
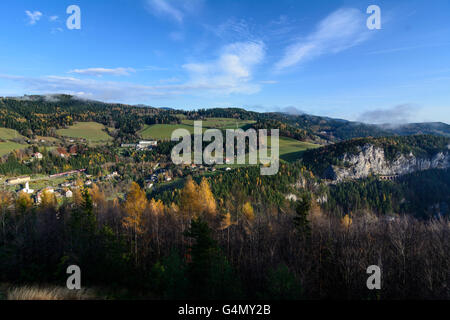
[199,178,217,218]
[122,182,148,264]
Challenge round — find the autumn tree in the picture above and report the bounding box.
[90,183,106,209]
[179,177,202,220]
[39,190,57,209]
[198,178,217,218]
[16,191,33,214]
[122,182,148,264]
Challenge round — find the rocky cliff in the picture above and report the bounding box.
[324,144,450,182]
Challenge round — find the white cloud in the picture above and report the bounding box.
[0,41,265,101]
[146,0,203,23]
[275,8,371,71]
[260,80,278,84]
[25,10,43,25]
[183,41,266,94]
[69,68,136,77]
[49,15,59,22]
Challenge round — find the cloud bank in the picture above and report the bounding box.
[357,104,419,125]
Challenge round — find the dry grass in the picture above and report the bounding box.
[7,285,98,300]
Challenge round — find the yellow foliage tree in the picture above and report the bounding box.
[179,177,202,219]
[220,212,237,230]
[16,191,33,213]
[122,182,148,264]
[199,178,217,218]
[40,190,57,209]
[149,198,165,216]
[72,179,85,206]
[242,201,255,222]
[341,214,352,229]
[90,183,105,209]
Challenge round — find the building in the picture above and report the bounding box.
[7,176,31,185]
[137,140,157,150]
[56,147,70,158]
[121,143,136,148]
[21,182,34,194]
[69,145,78,155]
[32,152,43,160]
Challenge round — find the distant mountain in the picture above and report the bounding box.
[1,95,448,142]
[380,122,450,137]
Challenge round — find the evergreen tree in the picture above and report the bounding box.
[293,193,311,237]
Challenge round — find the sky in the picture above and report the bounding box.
[0,0,449,124]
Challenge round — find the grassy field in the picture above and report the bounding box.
[0,142,27,157]
[215,136,320,168]
[139,118,256,140]
[139,124,206,140]
[181,118,256,129]
[0,128,25,140]
[278,137,320,162]
[56,122,113,144]
[36,136,60,143]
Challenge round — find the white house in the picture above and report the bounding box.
[32,152,43,160]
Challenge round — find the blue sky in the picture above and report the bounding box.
[0,0,449,123]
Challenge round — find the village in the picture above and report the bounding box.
[0,137,236,205]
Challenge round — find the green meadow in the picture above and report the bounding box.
[0,142,27,157]
[56,122,113,144]
[139,118,256,140]
[0,127,25,140]
[139,124,206,140]
[0,128,28,157]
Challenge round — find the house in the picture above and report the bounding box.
[56,147,70,158]
[69,145,78,155]
[106,171,119,179]
[7,176,31,185]
[32,152,43,160]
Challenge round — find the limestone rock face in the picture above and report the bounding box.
[325,144,450,182]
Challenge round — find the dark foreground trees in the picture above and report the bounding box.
[0,182,448,300]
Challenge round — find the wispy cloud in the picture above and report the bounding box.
[25,10,43,25]
[183,41,266,94]
[260,80,278,84]
[275,8,371,71]
[146,0,203,23]
[69,68,136,77]
[368,42,450,55]
[0,45,265,102]
[49,15,59,22]
[357,104,419,125]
